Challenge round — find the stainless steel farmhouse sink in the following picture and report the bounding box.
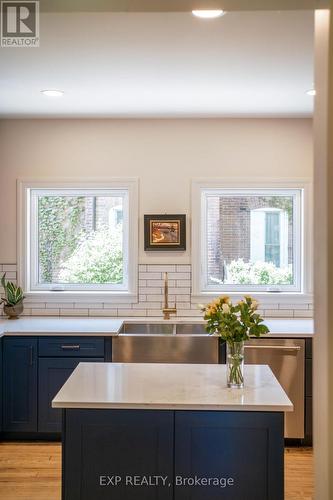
[112,323,219,364]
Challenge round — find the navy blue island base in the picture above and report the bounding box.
[61,408,284,500]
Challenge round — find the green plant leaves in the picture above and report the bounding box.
[1,273,24,306]
[204,295,269,342]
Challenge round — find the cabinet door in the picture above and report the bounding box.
[38,357,104,433]
[64,409,174,500]
[3,337,38,432]
[175,411,284,500]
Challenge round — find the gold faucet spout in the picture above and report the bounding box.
[162,272,177,320]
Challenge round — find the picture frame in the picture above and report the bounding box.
[144,214,186,251]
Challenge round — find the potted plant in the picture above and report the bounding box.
[1,273,25,319]
[203,295,269,388]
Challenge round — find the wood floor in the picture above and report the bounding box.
[0,442,314,500]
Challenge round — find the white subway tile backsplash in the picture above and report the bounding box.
[74,302,103,309]
[259,303,281,310]
[139,287,163,295]
[3,271,16,279]
[177,309,203,317]
[168,272,191,280]
[139,272,162,280]
[2,264,17,272]
[147,310,164,317]
[89,309,118,317]
[279,303,309,310]
[120,309,146,317]
[145,294,165,302]
[147,265,176,272]
[0,263,313,319]
[24,302,46,309]
[60,309,89,316]
[132,302,161,309]
[293,309,313,318]
[176,302,192,310]
[47,302,75,309]
[146,279,175,287]
[176,280,191,288]
[264,309,294,318]
[168,287,191,295]
[176,265,191,272]
[31,308,60,316]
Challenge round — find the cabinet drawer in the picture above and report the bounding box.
[39,337,104,357]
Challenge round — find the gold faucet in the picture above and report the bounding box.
[162,272,177,320]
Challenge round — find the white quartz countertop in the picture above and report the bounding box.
[52,362,293,412]
[0,317,313,337]
[0,317,123,336]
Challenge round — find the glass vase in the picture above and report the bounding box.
[226,341,245,388]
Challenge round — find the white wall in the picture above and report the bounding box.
[0,118,313,264]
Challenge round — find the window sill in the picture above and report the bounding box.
[191,292,313,306]
[24,291,138,304]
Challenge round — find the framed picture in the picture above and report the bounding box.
[144,214,186,251]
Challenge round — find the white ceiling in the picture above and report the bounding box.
[0,11,314,118]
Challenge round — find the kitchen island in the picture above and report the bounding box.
[53,362,292,500]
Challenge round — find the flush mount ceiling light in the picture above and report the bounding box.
[41,89,64,97]
[192,9,226,19]
[306,89,316,96]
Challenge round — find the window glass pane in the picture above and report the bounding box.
[205,193,295,287]
[37,194,124,285]
[265,212,280,267]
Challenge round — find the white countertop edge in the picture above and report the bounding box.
[0,317,314,337]
[52,402,293,412]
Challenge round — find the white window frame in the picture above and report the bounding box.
[17,179,138,303]
[191,178,313,304]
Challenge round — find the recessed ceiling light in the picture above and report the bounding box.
[306,89,316,96]
[41,89,64,97]
[192,9,226,19]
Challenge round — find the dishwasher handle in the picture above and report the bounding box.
[245,345,301,351]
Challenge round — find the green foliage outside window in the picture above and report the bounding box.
[59,227,123,284]
[226,259,293,285]
[38,196,85,283]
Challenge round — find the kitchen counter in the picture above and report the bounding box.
[0,316,314,337]
[0,317,123,336]
[52,362,293,412]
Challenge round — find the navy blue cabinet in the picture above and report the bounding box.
[175,411,284,500]
[38,357,104,433]
[0,338,2,433]
[3,337,38,432]
[63,409,174,500]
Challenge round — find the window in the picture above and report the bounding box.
[192,181,310,296]
[18,180,138,297]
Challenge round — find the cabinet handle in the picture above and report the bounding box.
[61,345,80,350]
[29,346,33,366]
[244,345,301,351]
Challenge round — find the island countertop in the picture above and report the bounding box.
[52,362,293,412]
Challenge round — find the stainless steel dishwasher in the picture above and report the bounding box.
[244,338,305,439]
[112,323,219,364]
